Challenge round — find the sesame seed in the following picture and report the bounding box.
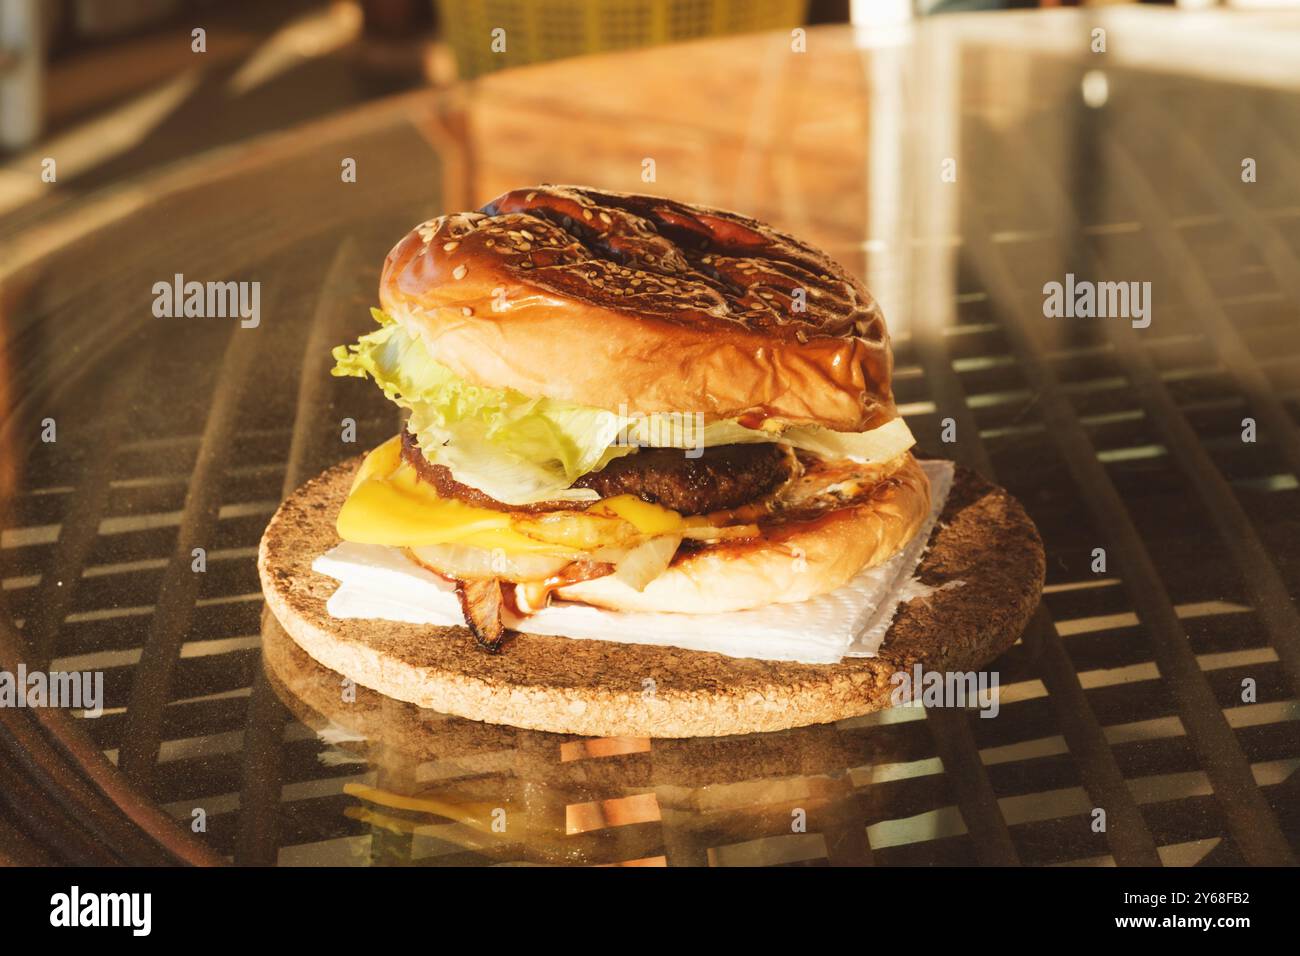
[443,241,459,252]
[582,209,593,220]
[452,265,467,280]
[526,191,537,201]
[599,212,612,224]
[520,229,534,240]
[486,239,495,247]
[461,307,473,316]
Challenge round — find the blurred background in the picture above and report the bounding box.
[0,0,1287,213]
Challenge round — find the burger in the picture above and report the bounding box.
[326,185,930,652]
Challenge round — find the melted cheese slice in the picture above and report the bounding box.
[336,436,685,553]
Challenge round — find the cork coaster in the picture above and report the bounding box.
[260,605,900,777]
[257,458,1044,738]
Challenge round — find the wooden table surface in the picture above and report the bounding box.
[1,9,1298,866]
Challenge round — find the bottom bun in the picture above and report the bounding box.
[558,454,931,614]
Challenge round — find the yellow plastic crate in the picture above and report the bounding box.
[437,0,809,78]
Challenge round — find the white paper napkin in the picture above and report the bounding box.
[313,460,955,665]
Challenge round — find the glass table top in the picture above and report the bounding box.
[1,8,1299,866]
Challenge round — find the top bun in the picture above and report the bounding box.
[379,185,897,432]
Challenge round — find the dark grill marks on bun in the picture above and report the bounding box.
[478,185,886,342]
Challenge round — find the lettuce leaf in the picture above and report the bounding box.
[331,310,915,505]
[332,310,629,504]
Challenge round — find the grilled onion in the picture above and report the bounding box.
[406,544,572,582]
[510,510,641,551]
[612,534,683,591]
[454,577,509,652]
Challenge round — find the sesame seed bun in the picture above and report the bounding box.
[379,185,897,432]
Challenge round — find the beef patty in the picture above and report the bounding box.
[400,428,794,515]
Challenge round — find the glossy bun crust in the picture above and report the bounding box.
[379,185,898,432]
